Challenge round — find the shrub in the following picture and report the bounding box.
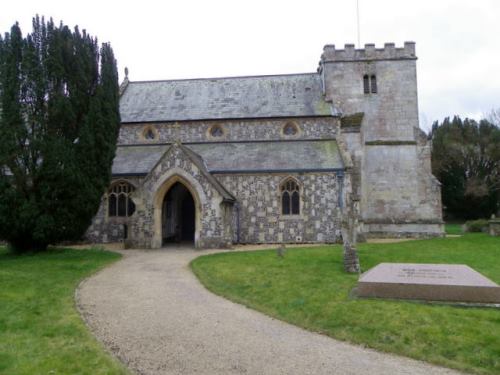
[464,219,489,232]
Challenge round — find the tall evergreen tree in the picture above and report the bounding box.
[430,115,500,219]
[0,16,120,252]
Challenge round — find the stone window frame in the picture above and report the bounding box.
[281,121,301,138]
[140,125,159,142]
[279,176,302,218]
[206,124,226,140]
[363,74,377,94]
[107,180,136,219]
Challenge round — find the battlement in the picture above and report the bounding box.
[321,42,416,63]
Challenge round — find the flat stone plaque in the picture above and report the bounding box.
[356,263,500,303]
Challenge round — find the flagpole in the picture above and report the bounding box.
[356,0,361,47]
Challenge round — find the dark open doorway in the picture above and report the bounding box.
[162,182,195,245]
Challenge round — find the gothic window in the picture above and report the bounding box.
[281,178,300,215]
[370,75,377,93]
[209,124,224,138]
[363,75,370,94]
[108,182,136,217]
[283,122,299,136]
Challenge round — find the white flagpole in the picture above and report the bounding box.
[356,0,361,48]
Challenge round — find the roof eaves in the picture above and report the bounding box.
[119,113,335,124]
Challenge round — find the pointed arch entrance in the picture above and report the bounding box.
[152,173,203,248]
[162,182,195,244]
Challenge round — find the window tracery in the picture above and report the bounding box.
[281,178,300,215]
[108,182,136,217]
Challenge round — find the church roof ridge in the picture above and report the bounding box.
[127,72,319,85]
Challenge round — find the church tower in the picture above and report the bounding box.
[319,42,444,238]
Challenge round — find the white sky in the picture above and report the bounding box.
[1,0,499,130]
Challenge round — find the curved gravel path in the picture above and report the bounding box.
[77,248,463,375]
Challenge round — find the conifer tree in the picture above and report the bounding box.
[430,116,500,219]
[0,16,120,252]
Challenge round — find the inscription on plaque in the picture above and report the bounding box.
[397,268,452,280]
[356,263,500,303]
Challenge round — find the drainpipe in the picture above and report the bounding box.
[338,171,344,210]
[235,202,241,244]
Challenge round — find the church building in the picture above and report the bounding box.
[85,42,444,248]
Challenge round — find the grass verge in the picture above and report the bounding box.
[0,247,128,375]
[191,234,500,375]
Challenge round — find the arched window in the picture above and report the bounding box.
[363,74,370,94]
[370,75,377,93]
[280,178,300,215]
[108,182,136,217]
[363,74,378,94]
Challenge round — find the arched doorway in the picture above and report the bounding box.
[162,182,196,245]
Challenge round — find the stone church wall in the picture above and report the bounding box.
[216,172,342,244]
[126,145,233,249]
[85,42,444,246]
[118,117,338,145]
[85,176,144,243]
[321,43,418,143]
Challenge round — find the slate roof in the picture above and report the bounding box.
[188,141,343,173]
[111,140,344,176]
[177,144,235,202]
[120,73,335,123]
[112,145,167,175]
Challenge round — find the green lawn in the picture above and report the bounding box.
[191,234,500,375]
[445,223,464,235]
[0,247,128,375]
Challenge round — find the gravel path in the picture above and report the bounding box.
[76,248,463,375]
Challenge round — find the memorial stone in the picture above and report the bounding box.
[357,263,500,303]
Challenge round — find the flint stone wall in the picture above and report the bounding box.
[216,172,342,244]
[84,176,143,243]
[126,145,233,249]
[118,117,338,145]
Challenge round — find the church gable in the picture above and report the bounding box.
[128,143,234,248]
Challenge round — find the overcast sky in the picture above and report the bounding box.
[1,0,499,130]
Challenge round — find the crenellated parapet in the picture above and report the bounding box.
[321,42,416,63]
